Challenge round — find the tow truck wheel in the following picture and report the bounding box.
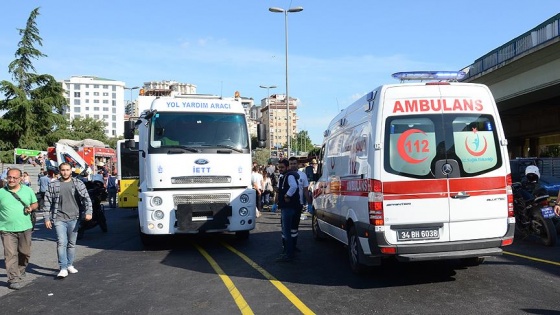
[235,231,250,240]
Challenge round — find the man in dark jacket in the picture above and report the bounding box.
[275,159,301,262]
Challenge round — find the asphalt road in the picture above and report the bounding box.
[1,208,560,314]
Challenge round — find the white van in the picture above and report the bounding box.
[312,71,515,273]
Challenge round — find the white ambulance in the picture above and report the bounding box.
[312,71,515,273]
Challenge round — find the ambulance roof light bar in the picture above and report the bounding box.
[392,71,466,82]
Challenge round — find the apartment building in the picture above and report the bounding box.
[259,94,298,154]
[62,75,125,137]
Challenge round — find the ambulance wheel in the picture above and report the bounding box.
[459,257,485,267]
[347,225,367,274]
[235,231,250,240]
[312,214,326,240]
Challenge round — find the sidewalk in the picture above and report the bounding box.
[0,206,139,297]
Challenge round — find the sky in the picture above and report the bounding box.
[1,1,559,144]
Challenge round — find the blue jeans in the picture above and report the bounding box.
[54,219,78,269]
[280,207,297,258]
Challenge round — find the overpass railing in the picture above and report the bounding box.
[461,13,560,80]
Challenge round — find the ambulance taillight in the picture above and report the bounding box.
[506,174,514,217]
[368,179,383,225]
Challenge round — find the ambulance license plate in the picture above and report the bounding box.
[397,228,439,241]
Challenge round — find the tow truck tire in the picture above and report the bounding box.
[235,230,250,240]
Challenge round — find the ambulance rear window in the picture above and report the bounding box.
[384,114,502,178]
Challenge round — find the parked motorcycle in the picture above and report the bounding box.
[77,179,108,239]
[512,182,557,246]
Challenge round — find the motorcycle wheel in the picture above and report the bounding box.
[534,213,557,247]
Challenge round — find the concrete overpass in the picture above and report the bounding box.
[462,13,560,158]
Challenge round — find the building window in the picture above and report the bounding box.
[103,85,108,89]
[74,99,80,105]
[74,84,80,90]
[112,93,116,99]
[112,100,116,106]
[85,107,90,111]
[74,114,81,118]
[94,115,100,119]
[85,84,89,88]
[74,107,80,112]
[93,92,99,96]
[93,100,100,104]
[103,115,109,119]
[94,84,99,88]
[74,92,80,97]
[112,122,116,128]
[112,115,116,120]
[112,86,116,91]
[103,107,109,111]
[85,99,90,104]
[94,107,100,111]
[85,92,89,96]
[112,108,116,113]
[103,92,109,96]
[103,100,109,104]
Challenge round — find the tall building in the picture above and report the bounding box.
[62,75,125,137]
[260,94,298,156]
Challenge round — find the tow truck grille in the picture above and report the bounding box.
[171,176,231,184]
[173,194,231,206]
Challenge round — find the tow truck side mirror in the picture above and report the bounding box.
[257,124,267,148]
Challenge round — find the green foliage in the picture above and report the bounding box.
[0,7,111,159]
[540,145,560,157]
[253,149,271,167]
[290,130,314,154]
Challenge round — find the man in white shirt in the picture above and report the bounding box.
[251,166,263,217]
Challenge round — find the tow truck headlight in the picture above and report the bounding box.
[152,196,163,207]
[239,194,249,203]
[153,210,164,220]
[239,207,248,216]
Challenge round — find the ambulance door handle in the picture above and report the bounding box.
[451,192,470,199]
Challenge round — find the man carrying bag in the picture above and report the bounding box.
[0,168,38,290]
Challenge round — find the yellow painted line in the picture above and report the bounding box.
[193,242,254,315]
[504,251,560,266]
[221,241,316,315]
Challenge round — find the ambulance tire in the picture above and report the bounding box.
[312,214,327,240]
[347,225,367,274]
[459,257,485,267]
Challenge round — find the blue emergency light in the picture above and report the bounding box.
[392,71,466,82]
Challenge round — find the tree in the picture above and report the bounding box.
[290,130,314,155]
[0,7,67,162]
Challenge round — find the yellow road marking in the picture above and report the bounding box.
[221,241,316,315]
[504,251,560,266]
[193,242,254,315]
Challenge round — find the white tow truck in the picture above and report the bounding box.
[124,94,265,246]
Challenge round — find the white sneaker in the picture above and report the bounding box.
[67,266,78,274]
[57,269,68,278]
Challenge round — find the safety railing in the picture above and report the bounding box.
[461,13,560,80]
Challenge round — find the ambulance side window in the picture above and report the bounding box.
[316,144,326,178]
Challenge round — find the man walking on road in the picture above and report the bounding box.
[42,162,93,278]
[0,168,38,290]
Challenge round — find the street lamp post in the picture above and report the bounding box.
[124,86,139,114]
[269,6,303,159]
[259,85,277,158]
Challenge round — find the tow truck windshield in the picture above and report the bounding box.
[148,112,249,153]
